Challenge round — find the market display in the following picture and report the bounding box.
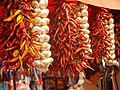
[0,0,120,89]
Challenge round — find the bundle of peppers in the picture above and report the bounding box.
[0,0,52,77]
[89,7,119,66]
[48,1,94,76]
[89,8,112,61]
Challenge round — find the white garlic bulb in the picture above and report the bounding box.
[41,18,48,26]
[87,48,92,53]
[80,23,89,29]
[39,0,48,9]
[107,60,114,66]
[34,60,45,68]
[41,51,52,58]
[113,60,119,66]
[41,57,54,65]
[34,17,42,26]
[108,24,114,30]
[81,9,88,17]
[41,25,50,34]
[109,18,114,24]
[44,18,50,24]
[110,50,115,55]
[82,16,88,23]
[83,29,90,34]
[111,45,115,49]
[40,18,47,26]
[110,54,116,59]
[107,29,114,35]
[84,34,89,39]
[32,26,42,33]
[34,8,41,14]
[40,9,49,18]
[79,3,88,9]
[37,34,50,42]
[106,25,109,29]
[110,39,115,44]
[40,42,51,51]
[109,34,115,39]
[76,17,83,22]
[32,1,39,8]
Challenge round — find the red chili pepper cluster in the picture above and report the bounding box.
[89,8,113,60]
[0,0,40,76]
[49,2,93,76]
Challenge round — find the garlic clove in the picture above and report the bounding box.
[41,51,52,58]
[37,34,50,42]
[41,18,47,26]
[110,50,115,55]
[107,29,114,35]
[41,25,50,34]
[82,16,88,23]
[44,18,50,24]
[40,9,49,18]
[32,1,39,8]
[34,60,46,68]
[76,17,83,22]
[39,0,48,9]
[32,26,42,33]
[40,42,51,51]
[34,17,42,26]
[79,3,88,10]
[107,54,115,60]
[80,23,89,29]
[76,17,88,23]
[113,60,119,66]
[109,34,115,39]
[81,9,88,17]
[111,44,115,49]
[108,24,114,30]
[83,29,90,34]
[34,8,41,15]
[107,60,114,66]
[84,34,89,39]
[87,48,92,53]
[41,57,54,65]
[110,39,115,44]
[109,18,114,24]
[111,54,116,60]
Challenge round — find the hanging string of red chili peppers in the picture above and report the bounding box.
[49,1,94,76]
